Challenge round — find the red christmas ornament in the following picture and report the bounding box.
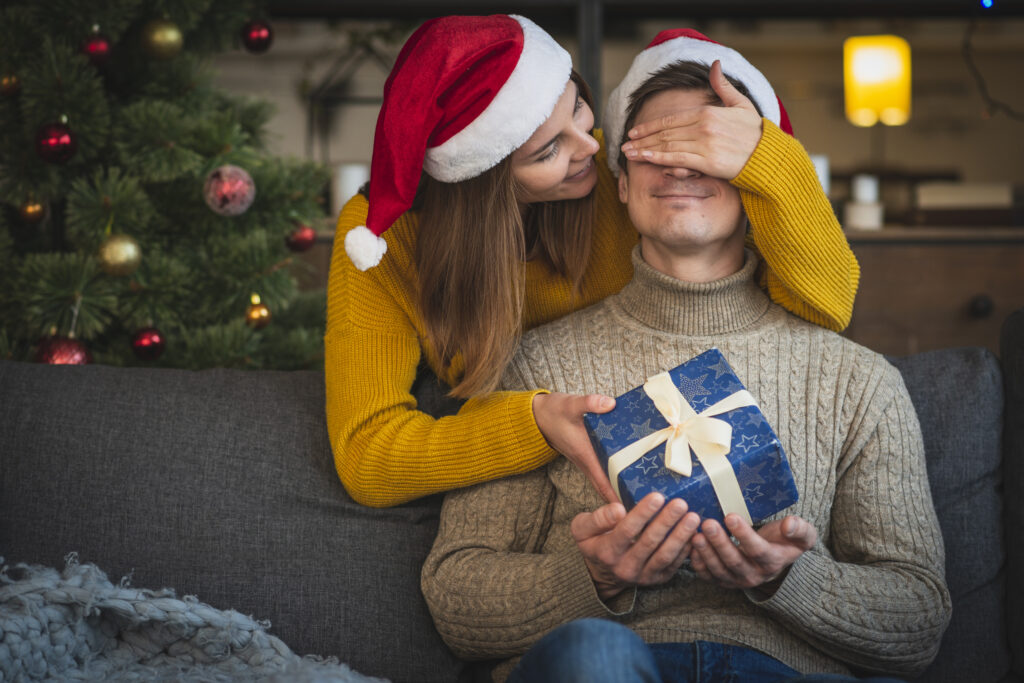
[132,327,166,361]
[81,30,112,67]
[34,336,93,365]
[286,223,316,252]
[203,164,256,216]
[35,121,77,164]
[241,19,273,54]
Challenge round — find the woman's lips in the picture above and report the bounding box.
[566,158,595,181]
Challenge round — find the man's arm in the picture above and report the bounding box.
[704,365,951,677]
[420,470,627,661]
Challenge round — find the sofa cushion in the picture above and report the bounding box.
[0,361,463,683]
[888,348,1009,683]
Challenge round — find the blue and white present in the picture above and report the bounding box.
[583,348,798,526]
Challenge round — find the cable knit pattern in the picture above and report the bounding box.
[325,126,858,507]
[422,248,949,680]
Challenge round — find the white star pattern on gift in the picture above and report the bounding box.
[592,420,616,442]
[736,433,760,453]
[707,357,733,379]
[738,459,768,485]
[745,409,768,428]
[629,418,656,441]
[677,373,711,403]
[637,453,661,475]
[744,484,765,502]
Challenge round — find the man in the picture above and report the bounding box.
[421,30,950,683]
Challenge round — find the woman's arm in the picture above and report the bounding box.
[326,194,556,507]
[733,121,859,332]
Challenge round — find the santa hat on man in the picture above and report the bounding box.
[344,14,572,271]
[603,28,793,176]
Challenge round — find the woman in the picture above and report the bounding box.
[326,14,857,507]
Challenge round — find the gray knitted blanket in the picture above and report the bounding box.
[0,554,387,682]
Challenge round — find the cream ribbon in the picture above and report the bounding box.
[606,372,757,525]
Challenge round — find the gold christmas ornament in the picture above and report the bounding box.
[141,19,183,60]
[98,234,142,276]
[1,73,20,97]
[19,199,45,224]
[245,293,271,329]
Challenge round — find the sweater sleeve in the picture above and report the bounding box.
[325,194,556,507]
[749,365,951,676]
[421,471,629,660]
[733,120,860,332]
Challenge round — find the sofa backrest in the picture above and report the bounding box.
[0,363,461,683]
[888,348,1011,683]
[1,328,1020,683]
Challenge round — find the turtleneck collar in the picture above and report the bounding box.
[610,245,771,336]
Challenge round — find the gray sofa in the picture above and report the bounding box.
[2,308,1022,683]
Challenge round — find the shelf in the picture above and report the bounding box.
[845,227,1024,244]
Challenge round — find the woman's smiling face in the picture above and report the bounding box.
[510,80,601,205]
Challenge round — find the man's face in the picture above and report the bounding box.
[617,88,746,261]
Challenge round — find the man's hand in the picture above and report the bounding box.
[571,493,701,600]
[620,60,763,180]
[689,514,817,594]
[532,391,618,504]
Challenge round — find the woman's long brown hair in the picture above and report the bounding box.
[415,71,596,399]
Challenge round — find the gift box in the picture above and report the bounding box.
[583,348,798,526]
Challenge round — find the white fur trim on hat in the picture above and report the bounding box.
[423,15,573,183]
[345,225,388,271]
[604,37,781,176]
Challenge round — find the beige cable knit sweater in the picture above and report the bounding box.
[421,248,950,680]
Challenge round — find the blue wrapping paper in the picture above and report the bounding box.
[583,348,798,525]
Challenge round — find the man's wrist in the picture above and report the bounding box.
[752,566,791,599]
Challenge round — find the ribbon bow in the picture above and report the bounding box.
[606,372,757,524]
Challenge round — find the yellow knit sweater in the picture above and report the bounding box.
[325,123,859,507]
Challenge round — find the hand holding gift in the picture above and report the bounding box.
[533,391,620,504]
[571,492,702,601]
[690,513,817,595]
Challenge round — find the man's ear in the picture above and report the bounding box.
[618,170,629,204]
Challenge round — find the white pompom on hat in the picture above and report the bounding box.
[345,14,572,270]
[603,28,793,177]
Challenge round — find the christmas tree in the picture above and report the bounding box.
[0,0,331,370]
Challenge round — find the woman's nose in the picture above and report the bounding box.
[570,128,600,160]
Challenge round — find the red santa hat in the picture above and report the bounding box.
[345,14,572,270]
[603,28,793,176]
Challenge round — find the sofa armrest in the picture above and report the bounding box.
[1002,307,1024,680]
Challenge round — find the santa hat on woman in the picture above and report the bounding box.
[603,28,793,176]
[345,14,572,271]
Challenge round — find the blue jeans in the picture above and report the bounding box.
[506,619,907,683]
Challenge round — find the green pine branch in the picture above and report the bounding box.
[65,167,156,250]
[1,0,330,370]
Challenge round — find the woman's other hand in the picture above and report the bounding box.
[532,392,618,503]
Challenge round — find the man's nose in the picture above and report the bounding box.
[663,166,701,179]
